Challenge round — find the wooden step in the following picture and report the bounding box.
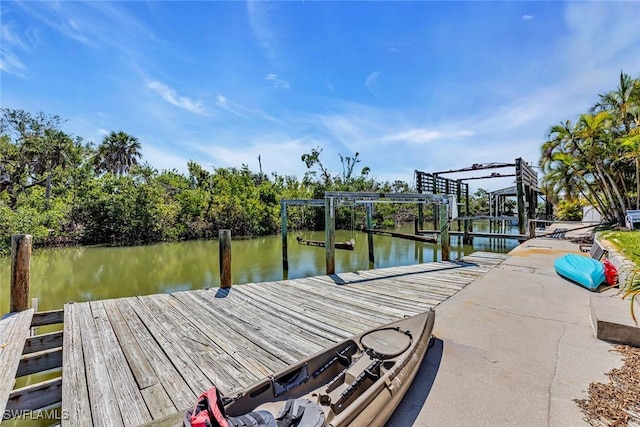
[0,309,35,414]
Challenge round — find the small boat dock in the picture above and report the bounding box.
[1,252,507,426]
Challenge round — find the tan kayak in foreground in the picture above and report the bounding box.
[177,309,435,427]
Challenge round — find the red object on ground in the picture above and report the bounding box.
[602,259,618,286]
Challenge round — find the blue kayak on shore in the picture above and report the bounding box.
[554,253,605,291]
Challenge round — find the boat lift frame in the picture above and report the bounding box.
[281,191,450,275]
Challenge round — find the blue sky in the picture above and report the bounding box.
[2,1,640,191]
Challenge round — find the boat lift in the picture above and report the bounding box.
[281,192,450,275]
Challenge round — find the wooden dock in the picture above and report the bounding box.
[1,251,508,426]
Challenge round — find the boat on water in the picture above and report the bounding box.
[183,310,435,427]
[554,253,605,291]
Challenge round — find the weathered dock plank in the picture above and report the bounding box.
[62,303,92,427]
[89,301,152,426]
[59,252,509,425]
[230,284,361,336]
[0,309,34,415]
[126,297,214,397]
[171,291,287,377]
[114,299,194,411]
[77,302,124,427]
[144,294,251,391]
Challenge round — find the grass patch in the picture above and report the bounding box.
[600,231,640,265]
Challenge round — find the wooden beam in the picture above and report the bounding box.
[16,346,62,377]
[419,229,529,241]
[361,229,437,244]
[280,199,325,206]
[6,377,62,412]
[324,191,448,203]
[31,309,64,327]
[23,331,63,354]
[11,234,32,313]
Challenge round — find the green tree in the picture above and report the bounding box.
[95,131,142,176]
[0,109,76,209]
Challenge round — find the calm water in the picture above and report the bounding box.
[0,222,519,314]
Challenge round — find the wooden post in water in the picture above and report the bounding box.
[366,203,374,265]
[439,204,450,261]
[432,174,439,230]
[325,196,336,275]
[281,201,288,272]
[11,234,32,312]
[463,219,471,244]
[515,158,526,235]
[219,229,232,288]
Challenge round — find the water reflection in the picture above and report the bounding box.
[0,222,518,313]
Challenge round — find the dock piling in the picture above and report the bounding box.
[281,201,288,272]
[219,229,232,288]
[10,234,32,313]
[439,204,450,261]
[325,197,336,274]
[366,203,374,265]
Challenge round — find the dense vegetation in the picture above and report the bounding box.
[3,108,494,255]
[541,71,640,224]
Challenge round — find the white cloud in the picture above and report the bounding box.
[385,129,475,144]
[265,73,290,89]
[216,94,281,123]
[247,1,277,59]
[216,95,247,118]
[142,144,191,174]
[0,23,27,76]
[522,15,533,21]
[147,80,206,115]
[195,135,317,178]
[365,71,381,95]
[13,1,161,68]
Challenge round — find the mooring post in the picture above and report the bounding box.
[219,229,232,288]
[325,196,336,274]
[417,204,424,233]
[11,234,32,312]
[529,219,537,239]
[439,204,450,261]
[281,201,288,272]
[463,219,472,244]
[515,158,526,235]
[366,203,374,265]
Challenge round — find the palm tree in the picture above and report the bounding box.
[95,131,142,176]
[576,111,627,223]
[541,72,640,226]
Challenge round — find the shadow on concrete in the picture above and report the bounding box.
[385,337,444,427]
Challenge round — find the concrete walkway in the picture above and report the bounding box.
[388,238,623,427]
